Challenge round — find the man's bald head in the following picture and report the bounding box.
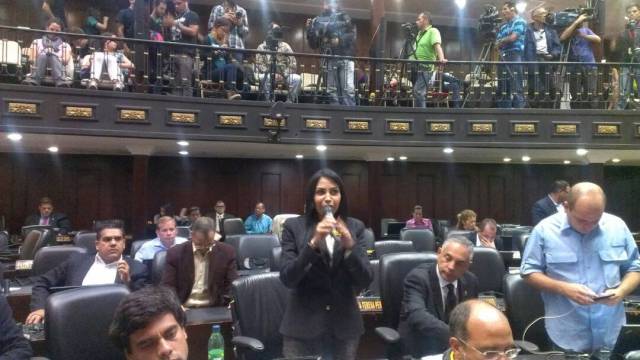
[565,182,606,234]
[567,182,606,210]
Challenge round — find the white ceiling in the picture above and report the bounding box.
[1,132,638,165]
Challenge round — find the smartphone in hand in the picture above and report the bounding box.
[593,293,614,301]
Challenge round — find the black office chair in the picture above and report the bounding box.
[152,250,167,285]
[432,219,450,244]
[270,246,282,272]
[401,229,436,252]
[32,246,87,276]
[374,240,415,259]
[515,233,530,254]
[19,229,49,260]
[45,284,130,360]
[375,252,438,349]
[446,230,474,239]
[363,259,380,296]
[380,218,397,236]
[231,272,289,360]
[224,218,246,237]
[74,232,98,254]
[0,230,9,251]
[227,234,280,272]
[503,273,550,351]
[469,247,505,294]
[130,239,151,258]
[176,226,190,239]
[363,227,375,253]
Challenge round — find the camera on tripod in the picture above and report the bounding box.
[308,12,351,51]
[266,26,284,51]
[401,22,418,41]
[545,7,594,28]
[477,5,502,40]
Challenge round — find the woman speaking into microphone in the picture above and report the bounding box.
[279,168,372,360]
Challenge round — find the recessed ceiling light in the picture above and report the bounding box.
[576,148,588,156]
[522,155,531,162]
[611,158,621,163]
[178,150,189,156]
[47,146,59,153]
[386,157,395,162]
[295,154,304,159]
[177,141,189,147]
[316,145,327,152]
[7,133,22,141]
[455,0,466,9]
[503,157,512,163]
[443,147,454,154]
[563,160,571,164]
[399,156,408,161]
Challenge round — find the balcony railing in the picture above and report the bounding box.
[0,25,637,111]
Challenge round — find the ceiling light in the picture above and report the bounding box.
[563,160,571,164]
[576,148,588,156]
[443,147,454,154]
[455,0,466,9]
[611,158,621,163]
[399,156,408,161]
[295,154,304,159]
[522,155,531,162]
[515,1,527,13]
[178,150,189,156]
[503,157,512,163]
[177,141,189,147]
[386,157,395,162]
[316,145,327,152]
[7,133,22,141]
[47,146,59,153]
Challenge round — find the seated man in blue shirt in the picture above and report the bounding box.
[521,182,640,354]
[135,216,188,262]
[244,202,272,234]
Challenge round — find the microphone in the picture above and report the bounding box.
[323,205,341,237]
[323,205,334,218]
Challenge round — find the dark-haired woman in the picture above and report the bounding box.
[279,168,372,360]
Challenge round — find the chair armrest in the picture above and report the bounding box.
[374,326,400,344]
[514,340,539,354]
[231,336,265,352]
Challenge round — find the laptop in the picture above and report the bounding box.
[611,324,640,359]
[385,222,406,239]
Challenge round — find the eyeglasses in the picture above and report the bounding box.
[100,236,124,243]
[456,338,520,360]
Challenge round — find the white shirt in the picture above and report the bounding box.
[548,194,565,214]
[82,254,119,286]
[324,234,335,259]
[534,28,548,55]
[436,264,458,310]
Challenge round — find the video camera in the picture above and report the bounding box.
[265,26,284,51]
[545,7,595,28]
[308,11,352,51]
[401,22,418,41]
[477,5,502,40]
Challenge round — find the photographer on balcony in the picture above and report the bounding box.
[256,22,301,103]
[208,0,249,63]
[495,1,527,108]
[524,7,562,108]
[306,0,356,106]
[618,3,640,109]
[560,12,601,109]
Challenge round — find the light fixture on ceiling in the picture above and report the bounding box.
[455,0,466,9]
[522,155,531,162]
[177,141,189,147]
[386,157,395,162]
[611,158,621,163]
[7,133,22,142]
[47,146,59,153]
[295,154,304,159]
[563,160,571,164]
[178,150,189,156]
[399,156,408,161]
[316,145,327,152]
[503,157,512,163]
[576,148,588,156]
[443,147,454,154]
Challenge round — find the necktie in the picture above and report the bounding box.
[41,217,49,226]
[444,283,457,323]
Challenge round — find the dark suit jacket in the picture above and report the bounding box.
[398,262,479,358]
[162,240,238,306]
[24,213,72,234]
[0,294,33,359]
[205,213,235,241]
[465,231,504,250]
[279,216,373,340]
[30,253,148,311]
[531,196,557,226]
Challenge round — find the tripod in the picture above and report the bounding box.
[554,41,572,109]
[260,42,281,103]
[462,40,494,108]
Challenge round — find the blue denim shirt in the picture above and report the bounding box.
[134,236,188,262]
[521,212,640,352]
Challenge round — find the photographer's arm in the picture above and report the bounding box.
[434,43,446,62]
[560,14,589,42]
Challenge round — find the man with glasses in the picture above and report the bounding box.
[25,219,149,324]
[398,237,479,358]
[421,299,519,360]
[207,200,235,239]
[531,180,570,225]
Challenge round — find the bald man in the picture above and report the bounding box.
[521,182,640,354]
[422,300,518,360]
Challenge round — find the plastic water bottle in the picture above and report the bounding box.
[208,324,224,360]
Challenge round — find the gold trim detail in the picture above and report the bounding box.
[471,123,493,133]
[65,106,92,118]
[347,121,369,131]
[430,123,452,132]
[514,124,536,134]
[596,124,619,135]
[171,112,197,123]
[219,115,243,126]
[555,124,577,134]
[8,102,37,114]
[263,117,286,128]
[120,109,146,121]
[388,122,410,132]
[305,119,327,129]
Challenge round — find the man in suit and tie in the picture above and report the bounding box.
[162,216,238,307]
[466,218,503,250]
[531,180,570,225]
[26,219,149,324]
[23,197,72,234]
[398,236,479,358]
[207,200,234,240]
